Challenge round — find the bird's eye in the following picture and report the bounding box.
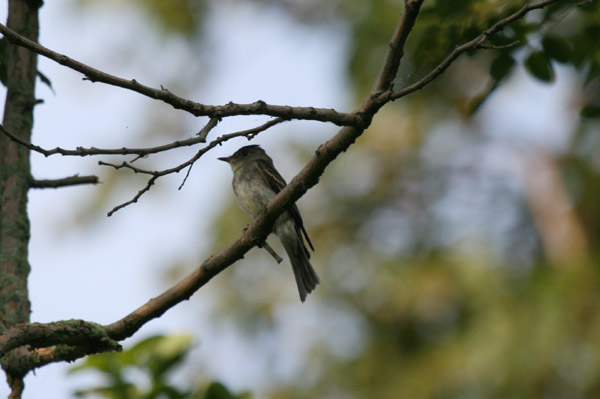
[240,150,248,156]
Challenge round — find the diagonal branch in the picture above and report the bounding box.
[104,0,569,343]
[107,175,158,217]
[196,116,220,141]
[0,23,360,127]
[104,0,426,342]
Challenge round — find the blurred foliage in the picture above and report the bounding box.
[64,0,600,398]
[78,0,207,37]
[268,257,600,398]
[204,1,600,398]
[69,334,250,399]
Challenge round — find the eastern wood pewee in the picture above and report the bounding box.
[219,145,319,302]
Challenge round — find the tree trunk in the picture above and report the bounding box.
[1,0,42,396]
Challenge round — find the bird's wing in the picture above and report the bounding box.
[256,158,287,194]
[256,159,314,251]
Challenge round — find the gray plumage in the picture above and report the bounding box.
[219,145,319,302]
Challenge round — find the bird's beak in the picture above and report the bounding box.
[218,156,232,163]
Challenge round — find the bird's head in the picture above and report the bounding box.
[218,145,270,171]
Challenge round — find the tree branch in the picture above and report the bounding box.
[196,116,220,141]
[1,330,121,377]
[1,118,286,159]
[372,0,424,94]
[9,343,116,372]
[29,175,99,189]
[387,0,572,102]
[0,122,208,157]
[0,321,121,377]
[0,321,120,357]
[0,23,360,127]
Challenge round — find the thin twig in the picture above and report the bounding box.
[107,175,158,217]
[179,117,287,190]
[476,40,521,50]
[98,160,156,176]
[0,123,207,157]
[196,116,220,141]
[100,118,288,215]
[29,175,99,188]
[0,123,55,156]
[178,163,194,190]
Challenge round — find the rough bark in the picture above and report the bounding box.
[0,0,42,395]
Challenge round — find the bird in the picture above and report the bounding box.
[219,145,319,302]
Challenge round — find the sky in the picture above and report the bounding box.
[0,0,577,398]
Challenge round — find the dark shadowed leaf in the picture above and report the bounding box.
[525,51,555,82]
[580,104,600,119]
[204,382,241,399]
[490,53,516,81]
[542,36,572,63]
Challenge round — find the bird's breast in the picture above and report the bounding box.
[232,172,276,217]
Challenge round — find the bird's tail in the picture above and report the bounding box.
[280,231,319,302]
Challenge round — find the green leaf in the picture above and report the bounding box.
[203,382,235,399]
[571,25,599,68]
[524,51,555,83]
[490,54,515,81]
[580,104,600,119]
[68,351,126,375]
[541,36,572,63]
